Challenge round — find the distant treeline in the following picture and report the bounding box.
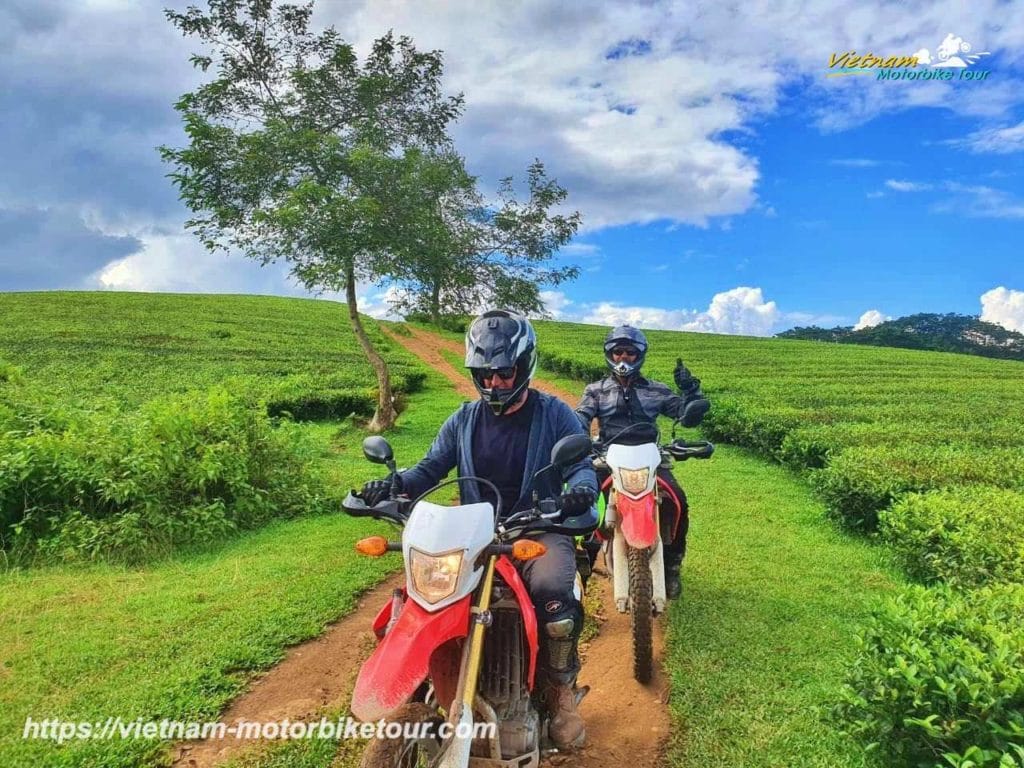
[777,312,1024,362]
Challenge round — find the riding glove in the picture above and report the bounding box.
[559,487,597,517]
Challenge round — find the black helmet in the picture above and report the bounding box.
[465,310,538,415]
[603,325,648,378]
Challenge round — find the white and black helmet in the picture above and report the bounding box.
[465,310,538,415]
[604,325,648,378]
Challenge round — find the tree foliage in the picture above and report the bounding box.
[777,313,1024,361]
[378,153,581,323]
[160,0,464,430]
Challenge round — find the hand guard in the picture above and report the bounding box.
[559,487,597,518]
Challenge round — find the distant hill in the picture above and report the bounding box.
[777,313,1024,361]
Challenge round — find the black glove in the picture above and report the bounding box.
[674,357,700,395]
[559,487,597,517]
[359,475,399,506]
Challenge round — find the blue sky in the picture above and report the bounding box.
[2,1,1024,336]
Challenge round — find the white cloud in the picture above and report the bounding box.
[539,289,573,319]
[320,1,1024,231]
[854,309,891,330]
[560,242,602,257]
[948,120,1024,154]
[980,286,1024,333]
[885,179,932,192]
[93,231,320,298]
[936,183,1024,219]
[356,284,405,320]
[579,286,780,336]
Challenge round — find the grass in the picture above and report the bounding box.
[0,293,468,767]
[0,291,425,409]
[0,513,396,767]
[0,300,920,766]
[0,358,466,767]
[228,352,905,768]
[666,445,900,766]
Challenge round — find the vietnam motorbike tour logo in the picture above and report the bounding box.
[827,33,992,81]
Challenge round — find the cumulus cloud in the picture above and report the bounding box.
[6,1,1024,291]
[0,206,141,290]
[980,286,1024,333]
[539,289,574,319]
[93,231,310,296]
[579,286,779,336]
[854,309,891,330]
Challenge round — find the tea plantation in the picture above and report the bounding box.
[535,320,1024,767]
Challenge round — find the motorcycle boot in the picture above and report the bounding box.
[665,556,683,600]
[542,618,586,749]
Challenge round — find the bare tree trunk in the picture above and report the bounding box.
[430,278,441,326]
[345,267,397,432]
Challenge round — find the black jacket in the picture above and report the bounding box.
[576,374,705,443]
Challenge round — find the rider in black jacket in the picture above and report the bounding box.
[575,325,707,599]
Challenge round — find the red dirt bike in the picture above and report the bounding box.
[342,433,596,767]
[593,404,712,682]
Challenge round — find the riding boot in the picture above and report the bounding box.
[665,557,683,600]
[546,681,586,749]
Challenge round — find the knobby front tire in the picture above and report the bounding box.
[357,702,445,768]
[627,545,654,684]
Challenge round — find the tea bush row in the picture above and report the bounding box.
[0,384,328,564]
[879,487,1024,588]
[834,584,1024,768]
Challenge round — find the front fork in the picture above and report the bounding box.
[438,555,501,767]
[606,492,667,614]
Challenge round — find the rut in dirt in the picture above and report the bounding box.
[172,323,674,768]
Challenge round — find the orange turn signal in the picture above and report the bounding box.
[355,536,389,557]
[511,540,547,561]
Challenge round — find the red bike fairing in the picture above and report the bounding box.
[494,554,540,689]
[351,594,471,722]
[616,492,658,548]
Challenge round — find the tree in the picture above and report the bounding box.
[160,0,463,431]
[379,153,582,325]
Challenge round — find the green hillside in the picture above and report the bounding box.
[777,312,1024,362]
[2,293,1021,767]
[535,320,1024,767]
[0,291,425,415]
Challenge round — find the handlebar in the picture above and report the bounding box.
[591,437,714,462]
[343,489,598,539]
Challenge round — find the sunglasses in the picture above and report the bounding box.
[479,366,517,381]
[610,347,639,357]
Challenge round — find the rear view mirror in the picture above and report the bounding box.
[550,433,592,468]
[362,436,394,465]
[681,398,710,428]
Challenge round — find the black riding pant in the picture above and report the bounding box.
[516,532,581,685]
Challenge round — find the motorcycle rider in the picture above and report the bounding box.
[359,309,597,750]
[575,325,707,599]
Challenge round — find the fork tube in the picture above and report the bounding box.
[460,554,498,708]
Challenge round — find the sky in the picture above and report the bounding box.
[2,0,1024,337]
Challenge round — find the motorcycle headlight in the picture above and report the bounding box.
[409,548,464,604]
[618,467,651,495]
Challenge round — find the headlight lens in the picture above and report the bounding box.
[409,548,464,604]
[618,467,651,495]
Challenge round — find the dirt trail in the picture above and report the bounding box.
[172,324,671,768]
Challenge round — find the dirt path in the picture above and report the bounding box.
[172,324,670,768]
